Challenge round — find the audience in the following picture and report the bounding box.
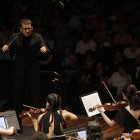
[107,64,132,97]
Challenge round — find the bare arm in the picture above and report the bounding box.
[62,110,78,121]
[100,111,116,127]
[96,107,116,127]
[26,112,44,133]
[0,126,15,135]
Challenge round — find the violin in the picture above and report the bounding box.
[113,129,140,140]
[89,100,128,112]
[131,129,140,140]
[89,81,128,111]
[19,104,46,118]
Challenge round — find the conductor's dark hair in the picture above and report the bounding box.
[86,121,104,140]
[19,18,32,27]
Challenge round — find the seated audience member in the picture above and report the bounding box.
[107,64,132,97]
[27,93,78,139]
[131,54,140,90]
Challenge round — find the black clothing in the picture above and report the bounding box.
[7,32,49,125]
[39,110,67,135]
[113,108,139,133]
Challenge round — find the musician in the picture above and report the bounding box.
[0,126,16,140]
[97,84,140,133]
[136,91,140,98]
[0,126,16,135]
[86,120,104,140]
[1,18,50,129]
[27,93,78,139]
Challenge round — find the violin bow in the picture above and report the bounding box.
[102,81,116,103]
[7,35,17,47]
[23,104,39,110]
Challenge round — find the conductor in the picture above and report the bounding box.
[1,18,50,129]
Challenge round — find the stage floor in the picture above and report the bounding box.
[2,126,34,140]
[3,115,124,140]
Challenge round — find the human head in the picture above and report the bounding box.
[136,91,140,99]
[31,132,48,140]
[129,96,140,118]
[136,54,140,67]
[46,93,62,111]
[122,84,137,102]
[19,18,33,37]
[129,95,140,111]
[117,63,127,76]
[86,121,103,140]
[82,30,90,42]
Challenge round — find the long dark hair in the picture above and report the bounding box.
[86,121,104,140]
[46,93,62,112]
[130,95,140,110]
[46,93,67,128]
[122,84,137,102]
[39,93,67,134]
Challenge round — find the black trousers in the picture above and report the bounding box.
[12,74,41,126]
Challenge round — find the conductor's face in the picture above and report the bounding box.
[20,23,33,37]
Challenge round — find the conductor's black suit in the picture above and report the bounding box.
[8,32,47,121]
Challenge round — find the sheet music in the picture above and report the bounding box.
[0,117,7,129]
[81,92,105,117]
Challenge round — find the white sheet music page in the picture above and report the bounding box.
[81,92,105,117]
[0,117,7,129]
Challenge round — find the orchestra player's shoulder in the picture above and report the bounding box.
[59,110,78,121]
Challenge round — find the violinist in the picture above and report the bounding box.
[86,120,105,140]
[26,93,78,139]
[136,91,140,99]
[75,120,104,140]
[96,84,140,134]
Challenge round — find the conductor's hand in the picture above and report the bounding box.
[2,45,9,52]
[40,46,47,53]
